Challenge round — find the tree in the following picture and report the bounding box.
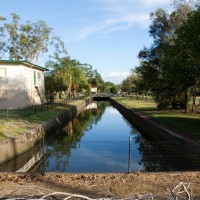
[171,6,200,112]
[49,35,67,61]
[45,57,92,98]
[104,82,115,93]
[4,13,21,60]
[78,63,105,93]
[19,21,34,60]
[19,20,52,62]
[32,20,51,62]
[45,74,66,102]
[0,16,6,58]
[70,60,91,97]
[110,85,118,94]
[149,8,170,45]
[133,1,196,110]
[0,13,65,63]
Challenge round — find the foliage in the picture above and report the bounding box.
[45,57,91,99]
[122,0,200,112]
[104,82,115,93]
[0,13,67,63]
[0,16,6,58]
[110,85,118,94]
[44,74,66,102]
[121,68,148,96]
[77,63,106,93]
[0,13,107,98]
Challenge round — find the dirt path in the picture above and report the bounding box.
[0,172,200,199]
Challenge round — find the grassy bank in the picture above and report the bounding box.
[0,100,86,140]
[113,96,200,139]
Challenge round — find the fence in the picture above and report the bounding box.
[1,137,200,173]
[47,140,200,173]
[0,98,78,119]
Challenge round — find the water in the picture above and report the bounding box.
[39,101,141,172]
[1,101,200,172]
[36,101,200,173]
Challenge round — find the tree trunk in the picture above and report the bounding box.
[192,90,196,112]
[184,89,188,113]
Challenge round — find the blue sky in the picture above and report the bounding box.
[1,0,172,83]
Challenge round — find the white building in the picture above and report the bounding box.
[0,60,48,109]
[91,85,97,94]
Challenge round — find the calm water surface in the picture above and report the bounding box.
[37,101,200,173]
[40,101,142,172]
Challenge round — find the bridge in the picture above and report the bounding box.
[92,93,117,101]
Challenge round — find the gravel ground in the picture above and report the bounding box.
[0,172,200,199]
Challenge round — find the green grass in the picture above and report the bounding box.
[0,99,86,140]
[113,97,157,112]
[25,105,70,123]
[0,132,5,140]
[68,99,87,106]
[113,97,200,139]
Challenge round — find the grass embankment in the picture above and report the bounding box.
[113,96,200,139]
[0,100,86,140]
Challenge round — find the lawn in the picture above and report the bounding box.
[0,100,86,140]
[113,96,200,139]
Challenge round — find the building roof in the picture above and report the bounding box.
[0,60,48,71]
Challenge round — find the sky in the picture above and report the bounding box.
[1,0,173,84]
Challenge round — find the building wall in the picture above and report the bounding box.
[0,63,46,109]
[91,87,97,93]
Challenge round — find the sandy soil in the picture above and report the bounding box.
[0,172,200,199]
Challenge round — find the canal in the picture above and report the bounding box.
[36,101,200,173]
[1,101,200,173]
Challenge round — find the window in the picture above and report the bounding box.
[33,71,42,85]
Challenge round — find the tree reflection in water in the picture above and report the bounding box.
[133,134,200,172]
[39,101,107,172]
[37,101,200,173]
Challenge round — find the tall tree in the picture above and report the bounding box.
[133,1,196,110]
[0,16,6,58]
[46,57,91,98]
[172,6,200,112]
[4,13,20,60]
[1,13,62,63]
[78,63,105,93]
[50,35,67,61]
[31,20,52,63]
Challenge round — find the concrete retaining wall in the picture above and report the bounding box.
[110,98,197,144]
[0,101,87,164]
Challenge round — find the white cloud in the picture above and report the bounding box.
[107,107,120,115]
[102,71,130,84]
[69,0,172,42]
[70,13,149,42]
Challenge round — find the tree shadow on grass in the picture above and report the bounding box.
[133,107,157,113]
[21,104,77,124]
[154,115,200,139]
